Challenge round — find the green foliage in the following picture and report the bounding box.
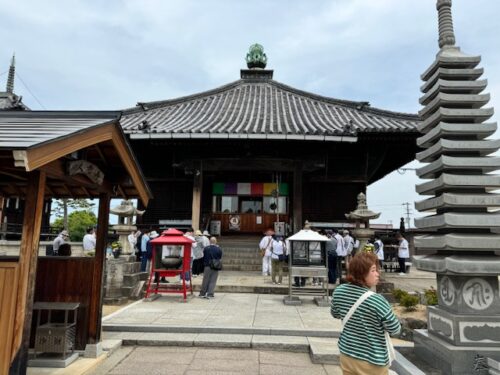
[52,210,96,242]
[392,288,408,302]
[424,286,438,306]
[52,199,96,230]
[400,294,420,311]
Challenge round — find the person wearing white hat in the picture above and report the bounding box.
[53,230,69,255]
[193,230,209,276]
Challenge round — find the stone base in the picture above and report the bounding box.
[28,352,79,368]
[427,305,500,346]
[84,342,103,358]
[414,329,500,375]
[283,295,302,305]
[103,296,128,305]
[313,296,330,307]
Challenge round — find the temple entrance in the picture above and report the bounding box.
[206,177,291,235]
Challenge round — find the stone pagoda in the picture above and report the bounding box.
[413,1,500,374]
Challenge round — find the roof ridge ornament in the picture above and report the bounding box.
[245,43,267,69]
[436,0,456,49]
[6,53,15,94]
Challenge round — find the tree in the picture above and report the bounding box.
[52,210,97,242]
[52,199,96,230]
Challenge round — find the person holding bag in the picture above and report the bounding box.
[331,252,400,375]
[199,237,223,299]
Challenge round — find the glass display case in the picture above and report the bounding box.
[284,229,329,306]
[290,240,325,266]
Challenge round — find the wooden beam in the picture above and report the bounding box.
[87,193,110,345]
[94,144,108,166]
[110,126,151,206]
[116,184,127,200]
[9,171,46,374]
[191,166,202,231]
[22,122,115,172]
[39,159,114,195]
[293,162,303,233]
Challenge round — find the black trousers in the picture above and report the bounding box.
[398,257,406,273]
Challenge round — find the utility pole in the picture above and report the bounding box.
[402,202,412,229]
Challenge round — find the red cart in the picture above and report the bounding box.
[145,228,195,301]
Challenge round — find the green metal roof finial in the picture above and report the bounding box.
[245,43,267,69]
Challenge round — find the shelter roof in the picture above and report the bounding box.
[122,70,420,141]
[0,111,152,205]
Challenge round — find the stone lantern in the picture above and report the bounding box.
[110,200,145,255]
[345,192,380,252]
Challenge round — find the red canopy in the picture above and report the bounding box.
[150,228,194,245]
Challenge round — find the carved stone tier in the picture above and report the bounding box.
[413,255,500,274]
[417,122,496,147]
[414,235,500,252]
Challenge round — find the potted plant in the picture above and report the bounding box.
[111,241,122,258]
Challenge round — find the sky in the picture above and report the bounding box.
[1,0,499,228]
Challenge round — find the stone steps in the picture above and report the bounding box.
[102,331,340,364]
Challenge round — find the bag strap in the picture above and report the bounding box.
[341,290,396,365]
[341,291,374,330]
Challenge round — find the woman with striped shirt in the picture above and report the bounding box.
[331,252,401,375]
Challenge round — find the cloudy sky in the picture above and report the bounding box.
[1,0,499,227]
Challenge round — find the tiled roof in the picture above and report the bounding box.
[0,111,120,149]
[121,73,419,141]
[0,92,29,111]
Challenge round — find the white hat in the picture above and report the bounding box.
[61,230,69,237]
[195,229,203,236]
[202,230,210,236]
[150,230,159,239]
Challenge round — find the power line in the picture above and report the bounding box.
[15,72,46,109]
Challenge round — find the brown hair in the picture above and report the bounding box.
[346,252,379,286]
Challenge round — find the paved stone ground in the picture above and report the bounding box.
[88,346,342,375]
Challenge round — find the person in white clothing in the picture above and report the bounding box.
[128,229,140,256]
[374,235,384,270]
[343,230,354,271]
[82,227,96,255]
[396,232,409,275]
[259,229,274,276]
[270,236,285,284]
[333,229,346,282]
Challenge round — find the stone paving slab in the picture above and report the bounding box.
[136,332,198,346]
[308,337,340,365]
[194,333,253,348]
[251,334,309,352]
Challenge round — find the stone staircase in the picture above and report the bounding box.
[217,235,265,272]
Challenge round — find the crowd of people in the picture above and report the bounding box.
[258,227,410,287]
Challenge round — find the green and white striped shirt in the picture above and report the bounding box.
[331,283,401,366]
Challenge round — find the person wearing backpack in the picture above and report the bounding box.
[199,237,223,299]
[326,230,338,284]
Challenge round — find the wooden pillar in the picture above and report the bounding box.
[87,193,110,346]
[191,165,202,231]
[9,171,46,375]
[293,162,303,233]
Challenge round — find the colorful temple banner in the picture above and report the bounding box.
[213,182,288,196]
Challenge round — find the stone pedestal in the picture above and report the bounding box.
[112,224,136,255]
[414,256,500,374]
[352,227,374,255]
[103,255,146,305]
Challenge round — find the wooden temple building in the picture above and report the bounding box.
[121,45,421,233]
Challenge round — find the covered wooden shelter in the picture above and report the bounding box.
[0,111,152,374]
